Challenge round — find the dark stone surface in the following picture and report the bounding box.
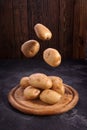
[0,59,87,130]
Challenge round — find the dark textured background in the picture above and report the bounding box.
[0,0,87,59]
[0,58,87,130]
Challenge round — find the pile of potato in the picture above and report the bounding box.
[20,73,65,105]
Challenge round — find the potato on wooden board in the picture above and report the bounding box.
[40,89,61,105]
[49,76,65,95]
[34,23,52,40]
[24,86,40,100]
[20,77,30,88]
[43,48,61,67]
[28,73,52,89]
[21,40,40,58]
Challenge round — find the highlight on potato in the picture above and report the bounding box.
[23,86,40,100]
[40,89,62,105]
[28,73,52,89]
[20,77,30,88]
[48,76,65,95]
[34,23,52,40]
[43,48,61,67]
[21,40,40,58]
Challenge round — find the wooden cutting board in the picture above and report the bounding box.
[8,84,79,115]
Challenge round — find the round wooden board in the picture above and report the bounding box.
[8,84,79,115]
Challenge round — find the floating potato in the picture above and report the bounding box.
[43,48,61,67]
[49,76,65,95]
[20,77,30,88]
[40,89,61,105]
[21,40,40,58]
[28,73,52,89]
[34,23,52,40]
[24,86,40,100]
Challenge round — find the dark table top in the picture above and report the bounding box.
[0,59,87,130]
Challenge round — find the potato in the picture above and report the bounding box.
[40,89,61,105]
[43,48,61,67]
[34,23,52,40]
[20,77,30,88]
[24,86,40,100]
[28,73,52,89]
[49,76,65,95]
[21,40,40,58]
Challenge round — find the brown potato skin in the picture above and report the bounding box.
[43,48,61,67]
[28,73,52,89]
[23,86,40,100]
[49,76,65,95]
[40,89,61,105]
[21,40,40,58]
[34,23,52,40]
[20,77,30,88]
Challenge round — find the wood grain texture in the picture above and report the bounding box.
[8,84,79,115]
[12,0,29,58]
[0,0,15,58]
[0,0,86,59]
[73,0,87,59]
[59,0,74,58]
